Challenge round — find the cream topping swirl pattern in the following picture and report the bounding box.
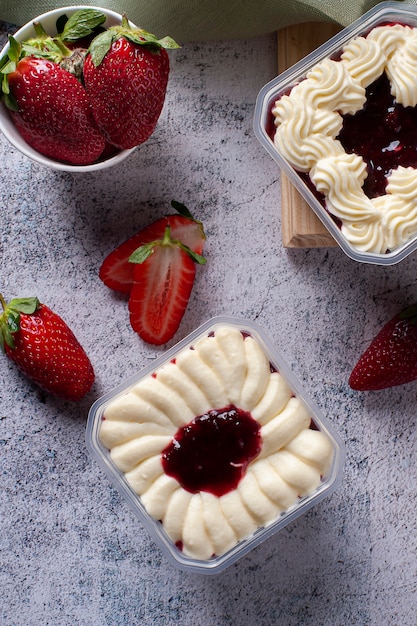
[272,24,417,254]
[100,326,334,561]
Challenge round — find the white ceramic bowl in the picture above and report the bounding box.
[0,6,136,172]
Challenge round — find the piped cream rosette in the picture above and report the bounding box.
[100,326,334,561]
[272,24,417,254]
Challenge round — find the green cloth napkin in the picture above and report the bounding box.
[1,0,415,42]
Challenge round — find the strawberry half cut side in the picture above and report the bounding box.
[349,303,417,391]
[99,201,206,294]
[128,225,206,345]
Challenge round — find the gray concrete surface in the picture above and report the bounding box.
[0,20,416,626]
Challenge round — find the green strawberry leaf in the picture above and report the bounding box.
[89,29,117,66]
[56,14,69,35]
[96,15,180,59]
[179,244,207,265]
[399,302,417,325]
[0,61,15,100]
[6,36,21,64]
[21,41,58,60]
[20,42,45,57]
[21,33,74,61]
[128,226,207,266]
[171,200,194,219]
[0,295,39,351]
[123,30,159,46]
[60,9,107,42]
[6,308,20,334]
[0,58,17,75]
[129,242,156,264]
[0,318,15,351]
[3,91,18,111]
[0,37,20,99]
[9,297,40,314]
[123,30,180,51]
[1,72,9,96]
[157,36,181,50]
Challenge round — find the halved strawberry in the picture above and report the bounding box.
[99,201,206,294]
[128,225,206,345]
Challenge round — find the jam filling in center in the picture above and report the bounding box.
[338,72,417,198]
[161,405,262,497]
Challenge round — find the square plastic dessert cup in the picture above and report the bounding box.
[254,2,417,266]
[0,6,136,172]
[86,316,345,575]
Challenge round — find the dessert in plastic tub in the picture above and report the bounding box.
[86,317,345,574]
[254,2,417,265]
[0,6,135,172]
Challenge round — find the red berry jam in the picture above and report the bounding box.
[161,405,262,497]
[338,73,417,198]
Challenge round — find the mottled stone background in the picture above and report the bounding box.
[0,18,416,626]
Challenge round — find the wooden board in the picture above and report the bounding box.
[277,22,342,248]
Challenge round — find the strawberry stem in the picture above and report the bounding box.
[121,14,131,30]
[162,225,173,246]
[0,293,7,311]
[33,21,49,38]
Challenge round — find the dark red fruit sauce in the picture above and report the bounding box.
[268,24,417,204]
[161,405,262,497]
[338,73,417,198]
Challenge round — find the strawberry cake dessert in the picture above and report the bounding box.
[271,22,417,255]
[99,324,334,561]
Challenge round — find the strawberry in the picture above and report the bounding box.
[128,225,206,345]
[6,57,105,164]
[349,303,417,391]
[0,11,108,164]
[0,295,95,401]
[99,201,206,294]
[83,15,179,149]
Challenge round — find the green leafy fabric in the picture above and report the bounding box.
[1,0,415,42]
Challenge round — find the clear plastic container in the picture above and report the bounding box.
[86,317,345,574]
[254,2,417,265]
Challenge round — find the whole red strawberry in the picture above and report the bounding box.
[349,303,417,390]
[1,12,109,164]
[7,57,105,164]
[83,15,179,149]
[0,295,95,401]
